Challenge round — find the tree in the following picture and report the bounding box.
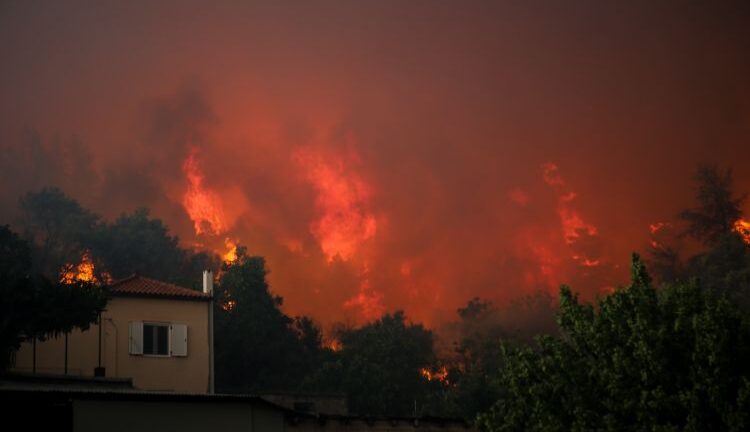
[18,187,100,278]
[303,311,439,416]
[444,294,558,420]
[0,225,106,370]
[676,165,750,304]
[679,164,745,245]
[214,246,322,392]
[478,254,750,431]
[91,208,216,288]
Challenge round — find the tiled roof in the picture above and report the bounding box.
[109,275,211,301]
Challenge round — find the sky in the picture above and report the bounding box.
[1,1,749,326]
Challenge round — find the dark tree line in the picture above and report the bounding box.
[3,164,750,429]
[16,187,216,289]
[0,225,106,369]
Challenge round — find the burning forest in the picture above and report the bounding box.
[2,1,750,430]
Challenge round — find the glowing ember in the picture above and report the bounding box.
[420,366,448,383]
[221,298,237,312]
[294,148,377,262]
[734,219,750,244]
[649,222,670,234]
[60,252,96,284]
[182,147,227,236]
[648,221,672,250]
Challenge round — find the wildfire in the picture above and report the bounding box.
[60,252,97,284]
[294,148,377,262]
[542,162,600,267]
[420,366,449,383]
[734,219,750,244]
[325,339,342,352]
[222,238,238,264]
[648,221,672,250]
[343,261,385,321]
[182,147,227,236]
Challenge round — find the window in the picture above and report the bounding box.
[143,323,169,355]
[129,321,188,357]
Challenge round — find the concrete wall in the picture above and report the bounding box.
[13,296,210,393]
[73,400,284,432]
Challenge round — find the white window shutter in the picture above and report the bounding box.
[170,324,188,357]
[129,321,143,355]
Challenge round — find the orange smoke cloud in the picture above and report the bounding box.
[182,147,227,236]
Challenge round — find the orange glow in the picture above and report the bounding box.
[325,339,342,352]
[420,366,448,383]
[60,252,96,284]
[222,238,238,264]
[649,222,670,234]
[648,221,672,250]
[542,163,600,267]
[734,219,750,244]
[294,148,377,262]
[182,147,227,236]
[343,263,385,321]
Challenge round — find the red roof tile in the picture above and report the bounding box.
[109,275,211,301]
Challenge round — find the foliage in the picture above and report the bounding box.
[214,246,322,392]
[650,164,750,305]
[18,187,100,278]
[92,208,216,289]
[18,189,217,288]
[478,254,750,432]
[444,293,558,420]
[679,164,744,246]
[0,225,106,370]
[303,311,439,416]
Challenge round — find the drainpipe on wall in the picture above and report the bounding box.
[203,270,215,394]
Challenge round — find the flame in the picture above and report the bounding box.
[648,221,672,250]
[325,339,342,352]
[542,162,600,267]
[649,222,670,234]
[222,238,238,264]
[420,366,448,383]
[343,262,385,321]
[182,147,227,236]
[294,148,377,262]
[60,252,97,284]
[734,219,750,244]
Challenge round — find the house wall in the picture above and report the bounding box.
[12,296,211,393]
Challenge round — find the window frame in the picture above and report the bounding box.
[142,321,171,357]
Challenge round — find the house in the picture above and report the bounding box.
[11,271,215,394]
[3,269,474,431]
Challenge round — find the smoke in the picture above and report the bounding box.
[1,1,749,327]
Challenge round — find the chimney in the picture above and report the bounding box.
[203,269,215,394]
[202,270,213,294]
